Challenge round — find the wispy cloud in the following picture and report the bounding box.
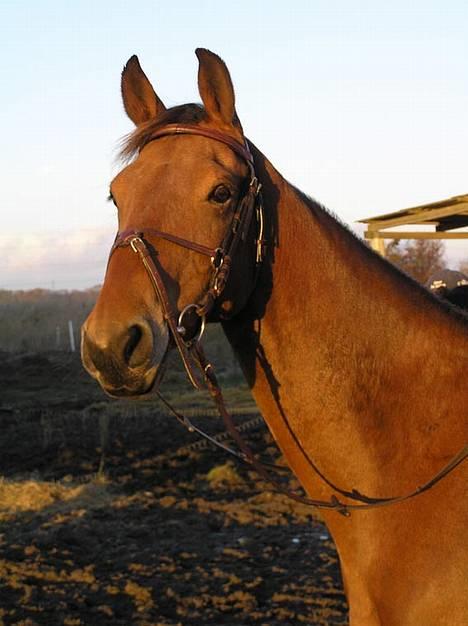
[0,228,115,290]
[2,223,466,292]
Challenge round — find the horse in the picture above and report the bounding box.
[81,49,467,625]
[427,269,468,312]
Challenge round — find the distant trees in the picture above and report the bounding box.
[458,259,468,277]
[0,288,99,352]
[385,239,446,284]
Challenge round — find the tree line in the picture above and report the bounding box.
[0,288,99,352]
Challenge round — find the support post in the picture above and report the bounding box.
[68,320,76,353]
[368,234,386,257]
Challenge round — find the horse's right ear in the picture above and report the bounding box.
[196,48,239,129]
[121,56,166,126]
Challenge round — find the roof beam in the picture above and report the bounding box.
[364,231,468,240]
[363,204,468,230]
[436,216,468,231]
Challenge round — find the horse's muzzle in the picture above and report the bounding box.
[80,316,169,397]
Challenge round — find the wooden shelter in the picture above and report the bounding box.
[359,194,468,255]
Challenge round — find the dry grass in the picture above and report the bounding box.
[205,462,244,488]
[0,476,112,521]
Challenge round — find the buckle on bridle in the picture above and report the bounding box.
[250,177,262,196]
[210,247,224,269]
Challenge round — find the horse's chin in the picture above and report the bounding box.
[100,357,168,398]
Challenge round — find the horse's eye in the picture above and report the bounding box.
[107,192,117,207]
[211,185,232,204]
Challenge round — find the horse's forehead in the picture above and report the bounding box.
[119,134,246,185]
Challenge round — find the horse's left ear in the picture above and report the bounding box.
[195,48,240,129]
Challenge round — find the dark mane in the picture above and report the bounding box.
[119,103,207,161]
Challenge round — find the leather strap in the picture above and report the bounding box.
[162,344,468,517]
[110,233,203,389]
[143,124,254,166]
[111,228,218,259]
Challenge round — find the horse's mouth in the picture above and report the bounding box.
[81,330,173,399]
[100,352,170,398]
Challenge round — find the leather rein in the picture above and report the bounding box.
[108,123,467,517]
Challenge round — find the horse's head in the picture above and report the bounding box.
[81,49,261,397]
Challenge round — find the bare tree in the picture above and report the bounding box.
[385,239,446,284]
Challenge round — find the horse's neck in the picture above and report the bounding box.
[224,152,468,503]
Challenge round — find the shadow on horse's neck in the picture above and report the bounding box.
[223,143,468,510]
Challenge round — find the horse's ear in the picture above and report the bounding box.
[121,55,166,126]
[195,48,240,128]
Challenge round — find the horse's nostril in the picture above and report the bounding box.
[124,324,144,365]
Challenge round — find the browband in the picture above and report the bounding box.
[142,124,255,166]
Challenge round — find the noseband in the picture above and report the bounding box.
[108,124,264,388]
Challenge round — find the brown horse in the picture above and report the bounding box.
[81,49,467,625]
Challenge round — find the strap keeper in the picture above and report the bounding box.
[130,236,144,253]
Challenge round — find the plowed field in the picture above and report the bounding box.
[0,351,347,625]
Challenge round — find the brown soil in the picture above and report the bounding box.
[0,352,348,625]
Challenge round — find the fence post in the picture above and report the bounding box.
[56,325,61,349]
[68,320,76,352]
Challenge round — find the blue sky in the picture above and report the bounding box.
[1,0,467,289]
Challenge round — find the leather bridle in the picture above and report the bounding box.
[107,123,467,517]
[109,124,264,389]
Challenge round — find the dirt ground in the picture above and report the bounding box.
[0,351,348,625]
